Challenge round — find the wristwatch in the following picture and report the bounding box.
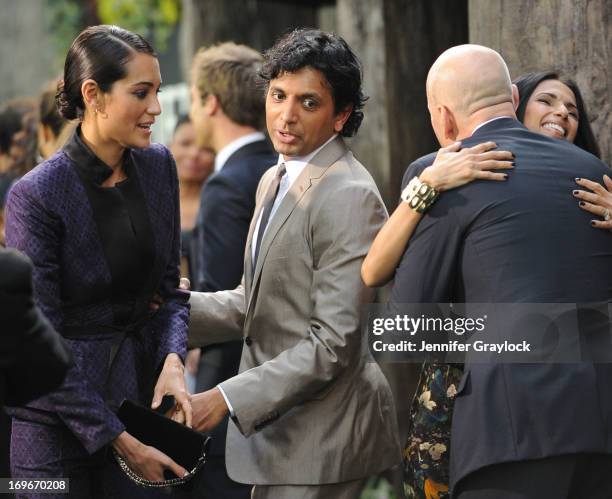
[401,177,439,213]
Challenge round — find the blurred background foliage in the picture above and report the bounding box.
[46,0,180,69]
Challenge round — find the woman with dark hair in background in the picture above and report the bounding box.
[168,114,214,279]
[514,70,601,158]
[0,106,24,205]
[168,115,214,395]
[0,100,38,246]
[0,98,38,178]
[5,25,191,497]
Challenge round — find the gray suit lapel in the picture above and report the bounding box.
[246,136,347,313]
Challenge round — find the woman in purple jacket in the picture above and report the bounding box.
[5,25,191,497]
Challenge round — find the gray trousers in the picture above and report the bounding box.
[251,478,365,499]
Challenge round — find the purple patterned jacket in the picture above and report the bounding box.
[4,140,188,455]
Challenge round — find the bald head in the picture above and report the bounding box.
[427,44,513,114]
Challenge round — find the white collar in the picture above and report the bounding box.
[470,116,514,137]
[276,134,338,187]
[214,132,266,173]
[277,133,338,169]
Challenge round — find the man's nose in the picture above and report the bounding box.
[280,100,298,124]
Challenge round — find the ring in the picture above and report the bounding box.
[604,208,611,222]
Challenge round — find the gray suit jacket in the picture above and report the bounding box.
[189,136,401,484]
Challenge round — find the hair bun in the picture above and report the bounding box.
[55,79,79,121]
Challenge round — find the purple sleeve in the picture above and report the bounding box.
[5,178,64,330]
[5,177,125,454]
[150,148,189,369]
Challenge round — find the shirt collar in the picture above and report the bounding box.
[214,132,266,173]
[63,125,132,185]
[470,116,515,137]
[278,132,337,168]
[275,134,338,187]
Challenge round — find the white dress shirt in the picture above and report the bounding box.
[213,132,266,173]
[250,134,338,264]
[470,116,514,137]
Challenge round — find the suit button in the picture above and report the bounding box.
[244,337,253,346]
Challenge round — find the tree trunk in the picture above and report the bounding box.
[179,0,319,79]
[336,0,392,206]
[383,0,469,203]
[0,0,53,103]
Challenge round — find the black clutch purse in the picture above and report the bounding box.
[113,399,210,488]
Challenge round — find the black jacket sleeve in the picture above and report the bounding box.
[0,248,72,406]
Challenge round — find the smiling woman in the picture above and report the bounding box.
[4,25,191,497]
[514,70,601,158]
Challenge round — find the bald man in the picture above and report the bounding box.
[390,45,612,498]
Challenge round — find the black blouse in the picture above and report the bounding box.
[63,127,155,325]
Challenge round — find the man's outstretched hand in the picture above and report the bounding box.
[191,387,229,433]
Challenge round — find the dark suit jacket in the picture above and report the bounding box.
[0,248,71,406]
[390,118,612,490]
[4,139,189,455]
[191,138,276,456]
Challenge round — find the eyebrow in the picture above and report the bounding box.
[269,86,321,100]
[537,91,577,108]
[299,92,321,100]
[131,81,162,88]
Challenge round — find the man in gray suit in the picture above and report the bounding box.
[188,29,400,498]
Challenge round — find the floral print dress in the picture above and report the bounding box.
[403,362,464,499]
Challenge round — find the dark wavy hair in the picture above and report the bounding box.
[57,25,156,120]
[0,98,37,175]
[260,28,367,137]
[514,71,601,158]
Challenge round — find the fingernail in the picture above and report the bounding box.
[572,190,579,195]
[503,174,508,179]
[575,177,581,181]
[591,221,596,226]
[579,201,585,206]
[511,153,516,159]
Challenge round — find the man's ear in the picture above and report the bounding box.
[511,83,520,111]
[441,105,458,142]
[333,105,353,133]
[203,94,219,116]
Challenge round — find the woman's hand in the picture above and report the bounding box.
[112,431,187,482]
[151,353,192,427]
[573,175,612,230]
[419,141,514,192]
